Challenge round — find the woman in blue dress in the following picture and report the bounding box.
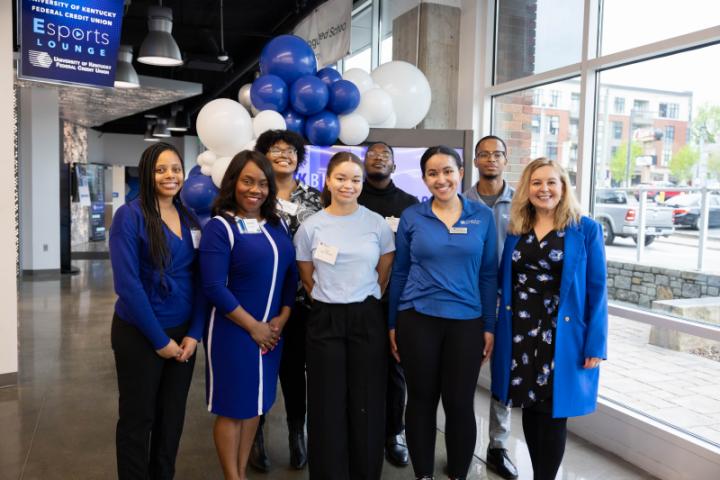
[110,142,204,479]
[200,150,297,480]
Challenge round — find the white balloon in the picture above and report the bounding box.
[371,109,397,128]
[342,68,374,93]
[338,113,370,146]
[196,99,252,157]
[371,61,432,128]
[211,156,233,189]
[253,110,287,139]
[200,164,212,176]
[243,139,257,152]
[196,150,217,167]
[237,83,253,110]
[355,88,393,125]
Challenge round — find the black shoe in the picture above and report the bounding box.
[249,426,271,473]
[287,419,307,469]
[486,448,518,480]
[385,431,409,467]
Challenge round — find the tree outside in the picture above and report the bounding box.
[610,142,643,185]
[692,104,720,143]
[669,145,699,183]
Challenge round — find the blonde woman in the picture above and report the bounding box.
[491,158,608,480]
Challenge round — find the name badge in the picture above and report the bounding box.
[385,216,400,233]
[237,218,262,234]
[449,227,468,234]
[190,229,202,249]
[278,199,299,216]
[314,242,338,265]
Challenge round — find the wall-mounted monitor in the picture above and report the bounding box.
[296,128,475,202]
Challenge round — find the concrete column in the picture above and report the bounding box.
[19,87,61,272]
[392,1,461,129]
[0,0,19,385]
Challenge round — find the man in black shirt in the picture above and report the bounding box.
[358,141,418,468]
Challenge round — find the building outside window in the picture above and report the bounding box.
[546,141,558,160]
[548,115,559,135]
[550,90,560,107]
[614,96,625,113]
[613,121,623,139]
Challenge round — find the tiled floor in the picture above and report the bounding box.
[0,260,656,479]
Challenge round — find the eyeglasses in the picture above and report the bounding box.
[154,166,183,175]
[366,151,391,160]
[268,147,297,157]
[476,151,506,161]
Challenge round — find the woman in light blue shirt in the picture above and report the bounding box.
[294,151,395,480]
[388,145,498,480]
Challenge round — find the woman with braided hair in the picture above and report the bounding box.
[110,142,205,479]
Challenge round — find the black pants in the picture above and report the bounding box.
[112,314,196,480]
[522,400,567,480]
[396,309,485,479]
[279,302,309,422]
[382,302,406,438]
[306,297,388,480]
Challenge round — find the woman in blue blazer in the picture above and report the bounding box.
[491,157,608,480]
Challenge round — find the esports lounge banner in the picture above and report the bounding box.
[19,0,125,88]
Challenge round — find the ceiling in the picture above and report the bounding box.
[15,0,329,135]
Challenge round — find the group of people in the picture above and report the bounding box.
[109,130,608,480]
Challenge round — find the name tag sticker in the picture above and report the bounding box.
[385,216,400,233]
[450,227,468,234]
[190,229,202,249]
[278,199,299,216]
[314,242,339,265]
[237,218,262,234]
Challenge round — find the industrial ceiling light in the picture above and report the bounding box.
[153,118,171,137]
[138,3,183,67]
[144,120,159,142]
[168,104,189,132]
[114,45,140,88]
[217,0,229,62]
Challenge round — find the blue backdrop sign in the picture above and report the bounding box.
[19,0,125,88]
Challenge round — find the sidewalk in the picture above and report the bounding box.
[602,315,720,445]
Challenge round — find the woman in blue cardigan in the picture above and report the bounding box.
[109,142,204,479]
[491,157,608,480]
[389,146,497,480]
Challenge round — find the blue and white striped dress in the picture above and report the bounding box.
[200,215,297,419]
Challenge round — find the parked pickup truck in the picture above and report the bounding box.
[594,189,675,246]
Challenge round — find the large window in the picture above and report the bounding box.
[489,0,720,457]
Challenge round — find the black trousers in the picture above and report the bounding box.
[112,314,196,480]
[279,301,309,422]
[522,400,567,480]
[382,302,406,438]
[396,309,485,479]
[306,297,388,480]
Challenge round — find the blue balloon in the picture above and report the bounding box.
[180,174,219,214]
[187,165,202,177]
[282,109,306,135]
[250,74,288,112]
[259,35,317,85]
[328,80,361,115]
[196,212,212,228]
[305,110,340,146]
[316,67,342,86]
[291,75,329,116]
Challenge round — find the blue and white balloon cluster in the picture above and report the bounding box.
[183,35,433,221]
[238,35,432,147]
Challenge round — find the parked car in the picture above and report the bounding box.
[664,193,720,229]
[634,182,682,202]
[594,189,675,246]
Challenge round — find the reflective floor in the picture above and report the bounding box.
[0,260,655,479]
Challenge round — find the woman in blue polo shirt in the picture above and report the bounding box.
[295,151,395,480]
[110,142,204,479]
[389,145,498,480]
